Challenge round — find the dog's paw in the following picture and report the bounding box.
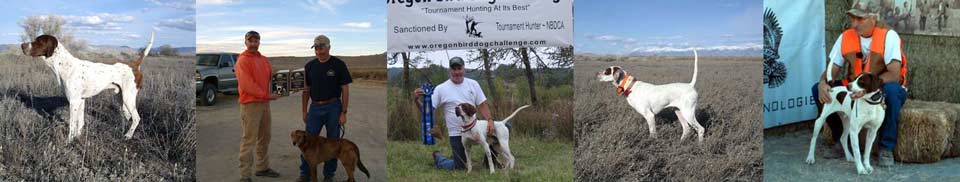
[845,156,853,162]
[865,165,874,174]
[857,167,869,175]
[805,156,815,164]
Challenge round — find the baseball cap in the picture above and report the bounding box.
[245,31,260,40]
[449,57,464,68]
[311,34,330,49]
[846,1,877,18]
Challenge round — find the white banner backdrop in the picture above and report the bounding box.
[387,0,573,52]
[762,0,826,128]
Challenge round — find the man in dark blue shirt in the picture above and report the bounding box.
[298,34,352,182]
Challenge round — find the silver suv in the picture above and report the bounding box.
[196,53,239,106]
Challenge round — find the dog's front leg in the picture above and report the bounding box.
[482,142,495,174]
[462,137,472,173]
[309,162,319,182]
[806,107,832,164]
[67,98,83,142]
[641,111,657,139]
[840,118,853,162]
[862,125,880,174]
[848,128,868,174]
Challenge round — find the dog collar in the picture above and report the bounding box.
[865,91,884,105]
[616,72,636,96]
[461,119,477,132]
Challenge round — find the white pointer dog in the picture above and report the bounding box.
[805,64,886,175]
[595,50,704,142]
[455,103,530,174]
[21,33,154,142]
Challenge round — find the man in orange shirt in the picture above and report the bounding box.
[236,31,280,182]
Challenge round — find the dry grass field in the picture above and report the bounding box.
[574,55,763,181]
[0,55,196,181]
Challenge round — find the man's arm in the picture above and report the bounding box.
[479,102,493,121]
[301,87,310,122]
[341,84,350,113]
[880,60,903,84]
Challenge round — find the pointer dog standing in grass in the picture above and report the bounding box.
[595,49,704,142]
[454,103,530,174]
[20,33,154,142]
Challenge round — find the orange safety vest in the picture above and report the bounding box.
[839,27,908,87]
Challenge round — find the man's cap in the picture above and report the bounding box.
[245,31,260,40]
[847,0,877,18]
[449,57,464,68]
[311,34,330,49]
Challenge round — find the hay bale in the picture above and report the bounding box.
[895,100,955,163]
[938,102,960,158]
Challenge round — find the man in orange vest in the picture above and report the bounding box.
[236,31,281,182]
[811,2,908,167]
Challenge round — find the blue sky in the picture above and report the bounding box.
[574,0,761,55]
[197,0,384,56]
[0,0,195,47]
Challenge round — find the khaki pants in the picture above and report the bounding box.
[238,102,271,178]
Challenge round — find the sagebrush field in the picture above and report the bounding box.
[0,55,196,181]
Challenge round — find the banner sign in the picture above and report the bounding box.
[763,0,826,128]
[387,0,573,52]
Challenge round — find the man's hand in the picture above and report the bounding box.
[851,91,865,99]
[268,93,280,100]
[818,82,832,103]
[302,113,308,123]
[413,88,424,98]
[339,112,347,126]
[487,121,495,136]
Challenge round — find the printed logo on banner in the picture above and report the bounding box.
[465,16,483,38]
[763,9,787,89]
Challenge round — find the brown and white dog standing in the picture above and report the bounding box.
[805,71,886,175]
[21,33,154,142]
[455,103,530,174]
[291,130,370,182]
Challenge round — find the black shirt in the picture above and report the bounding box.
[305,56,352,101]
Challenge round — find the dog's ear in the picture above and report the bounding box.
[603,67,612,75]
[455,105,462,117]
[461,103,476,117]
[612,66,624,82]
[857,73,882,93]
[32,35,58,57]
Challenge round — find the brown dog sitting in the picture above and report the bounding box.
[291,130,370,182]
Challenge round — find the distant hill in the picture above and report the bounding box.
[268,53,387,70]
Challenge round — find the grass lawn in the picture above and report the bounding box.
[388,135,572,181]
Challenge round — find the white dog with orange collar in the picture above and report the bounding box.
[595,50,703,142]
[454,103,530,174]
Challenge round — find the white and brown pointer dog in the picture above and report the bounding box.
[455,103,530,174]
[21,33,154,142]
[595,49,704,142]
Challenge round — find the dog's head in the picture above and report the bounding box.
[851,73,882,94]
[455,103,478,124]
[21,35,58,58]
[291,130,311,148]
[596,66,625,84]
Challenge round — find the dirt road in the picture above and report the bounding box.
[196,83,386,182]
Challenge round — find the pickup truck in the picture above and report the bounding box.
[196,53,239,106]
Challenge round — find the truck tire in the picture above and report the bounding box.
[200,82,217,106]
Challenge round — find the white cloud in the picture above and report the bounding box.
[197,0,236,6]
[342,22,372,28]
[156,16,196,31]
[146,0,196,11]
[65,13,135,31]
[303,0,351,14]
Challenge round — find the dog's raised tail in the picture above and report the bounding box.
[691,48,698,86]
[132,32,155,69]
[500,105,532,124]
[355,146,371,178]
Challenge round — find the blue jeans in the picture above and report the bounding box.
[299,101,342,179]
[434,136,466,170]
[811,82,906,151]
